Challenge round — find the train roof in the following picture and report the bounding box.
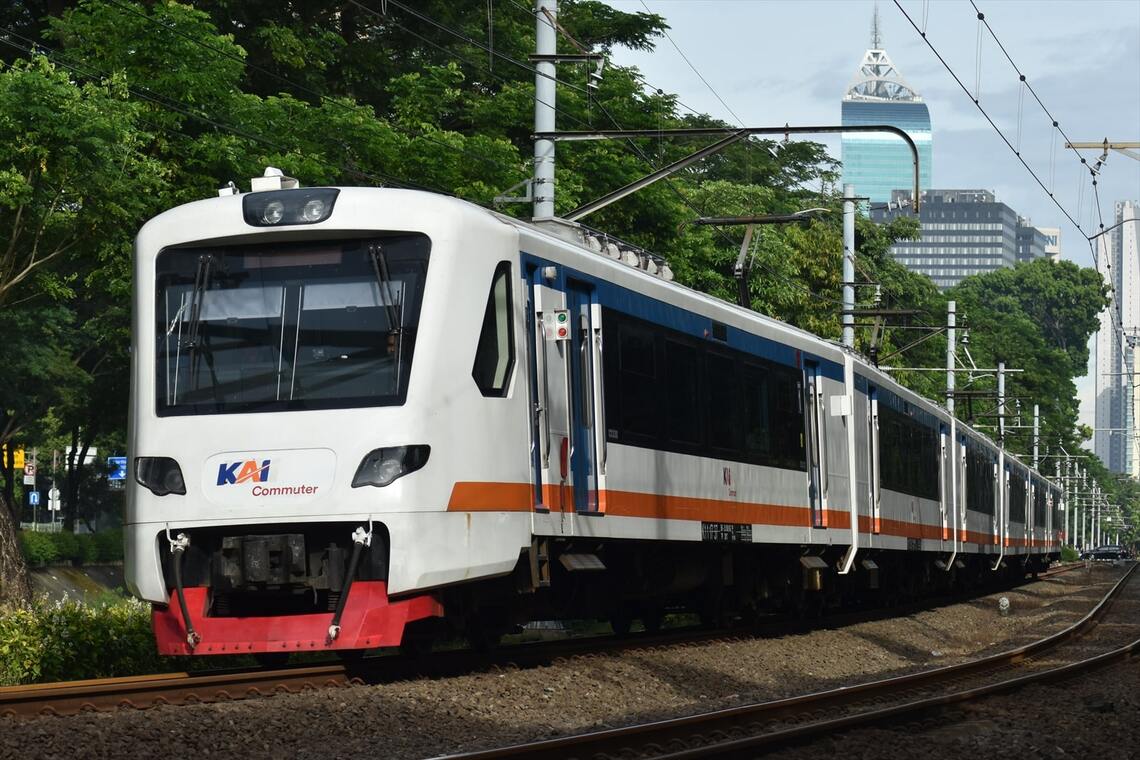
[136,183,1055,487]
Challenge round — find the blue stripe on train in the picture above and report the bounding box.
[521,252,844,382]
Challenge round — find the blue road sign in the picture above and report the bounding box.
[29,491,39,506]
[108,456,128,481]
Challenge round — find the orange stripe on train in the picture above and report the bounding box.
[446,483,1055,549]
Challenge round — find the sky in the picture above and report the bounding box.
[603,0,1140,438]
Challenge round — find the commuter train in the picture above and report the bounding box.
[127,172,1062,656]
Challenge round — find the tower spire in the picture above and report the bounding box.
[871,2,882,49]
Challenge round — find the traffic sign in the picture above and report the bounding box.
[28,491,39,507]
[1,446,25,470]
[107,456,128,481]
[23,462,35,486]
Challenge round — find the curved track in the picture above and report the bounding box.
[436,562,1137,759]
[0,563,1089,719]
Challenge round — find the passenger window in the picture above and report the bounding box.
[706,353,738,452]
[472,262,514,396]
[618,322,658,438]
[741,365,771,459]
[665,340,701,444]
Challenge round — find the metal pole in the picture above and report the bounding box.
[532,0,557,220]
[1032,404,1039,469]
[946,301,956,415]
[997,361,1006,444]
[842,183,855,349]
[1066,459,1071,544]
[1080,469,1087,548]
[1054,459,1060,540]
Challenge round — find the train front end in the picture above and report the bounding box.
[127,177,531,655]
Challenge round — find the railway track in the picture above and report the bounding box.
[0,562,1090,719]
[439,561,1138,760]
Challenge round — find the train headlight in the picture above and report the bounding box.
[242,188,339,227]
[134,457,187,496]
[300,198,327,222]
[352,445,430,488]
[261,200,285,225]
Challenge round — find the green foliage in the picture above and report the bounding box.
[18,532,58,566]
[18,530,122,566]
[1061,545,1080,562]
[93,529,123,563]
[948,259,1109,457]
[0,596,162,685]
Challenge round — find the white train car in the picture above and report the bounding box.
[127,175,1061,656]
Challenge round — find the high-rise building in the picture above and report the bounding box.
[1094,200,1140,478]
[871,189,1049,289]
[1038,227,1062,262]
[841,10,932,204]
[1016,220,1049,263]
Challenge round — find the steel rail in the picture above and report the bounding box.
[437,563,1135,760]
[0,664,355,718]
[0,563,1084,719]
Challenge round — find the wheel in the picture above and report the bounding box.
[609,609,633,637]
[641,607,665,634]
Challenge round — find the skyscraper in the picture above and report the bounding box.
[871,189,1047,289]
[1094,200,1140,478]
[841,9,932,204]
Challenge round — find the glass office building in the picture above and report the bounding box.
[841,42,932,204]
[871,189,1047,290]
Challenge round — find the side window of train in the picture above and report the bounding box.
[706,352,739,453]
[617,319,659,439]
[665,339,702,445]
[471,261,514,397]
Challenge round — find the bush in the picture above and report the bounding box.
[1061,545,1080,562]
[74,533,100,565]
[51,531,78,563]
[0,596,164,685]
[19,529,123,565]
[18,531,58,566]
[93,529,123,563]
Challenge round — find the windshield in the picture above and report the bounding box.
[155,234,430,416]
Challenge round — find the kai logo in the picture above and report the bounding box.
[217,459,271,486]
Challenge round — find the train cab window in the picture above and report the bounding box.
[472,262,515,397]
[155,234,430,416]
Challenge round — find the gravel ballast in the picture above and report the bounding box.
[0,565,1128,760]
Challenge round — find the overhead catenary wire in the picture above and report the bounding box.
[638,0,745,127]
[893,0,1094,239]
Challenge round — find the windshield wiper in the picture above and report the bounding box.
[182,253,214,353]
[179,254,224,403]
[368,243,405,392]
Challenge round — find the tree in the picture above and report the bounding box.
[948,259,1109,458]
[0,56,164,605]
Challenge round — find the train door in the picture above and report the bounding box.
[867,387,881,534]
[529,271,572,523]
[1002,465,1012,549]
[940,424,950,543]
[957,435,968,544]
[804,362,827,528]
[566,281,600,512]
